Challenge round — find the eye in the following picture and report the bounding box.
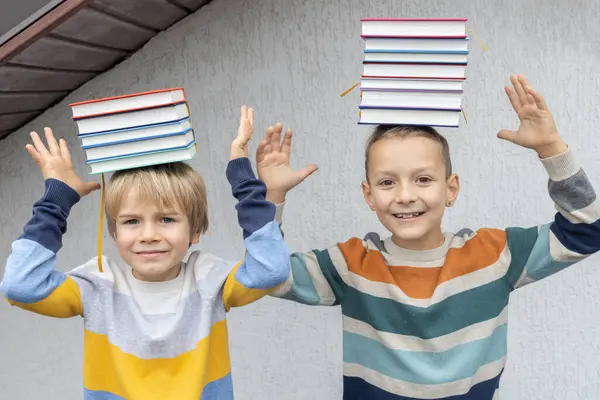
[416,176,433,184]
[161,217,176,223]
[123,219,138,225]
[378,179,394,186]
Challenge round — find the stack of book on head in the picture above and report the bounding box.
[358,18,470,127]
[69,88,196,174]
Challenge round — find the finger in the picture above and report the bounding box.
[240,105,247,123]
[525,85,548,110]
[25,144,41,165]
[237,109,253,146]
[30,131,50,156]
[517,74,530,88]
[280,128,293,157]
[505,85,521,112]
[44,127,60,156]
[83,181,101,196]
[511,75,527,106]
[238,105,248,133]
[497,129,518,144]
[294,164,319,183]
[248,107,254,130]
[59,138,73,167]
[256,139,267,163]
[88,181,101,191]
[264,126,274,154]
[525,93,535,106]
[270,123,283,152]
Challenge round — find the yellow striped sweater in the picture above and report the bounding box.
[1,157,290,400]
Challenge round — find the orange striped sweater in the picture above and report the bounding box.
[272,148,600,399]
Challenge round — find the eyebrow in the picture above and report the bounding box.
[117,210,181,219]
[374,166,437,176]
[117,214,140,219]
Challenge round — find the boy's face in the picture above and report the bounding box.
[114,187,200,282]
[362,135,459,250]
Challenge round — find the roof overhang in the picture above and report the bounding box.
[0,0,212,140]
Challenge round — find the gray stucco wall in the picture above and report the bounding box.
[2,0,600,398]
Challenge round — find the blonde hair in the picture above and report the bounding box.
[105,162,209,237]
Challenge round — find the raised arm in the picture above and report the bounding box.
[495,75,600,288]
[221,106,292,310]
[0,128,100,317]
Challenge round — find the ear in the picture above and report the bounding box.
[445,174,460,206]
[190,232,201,245]
[362,180,376,211]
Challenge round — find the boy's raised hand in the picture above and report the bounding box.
[26,127,100,197]
[256,123,318,204]
[230,105,254,160]
[498,74,567,158]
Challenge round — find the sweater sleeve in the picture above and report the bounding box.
[221,158,291,310]
[0,179,83,317]
[503,148,600,289]
[264,203,349,307]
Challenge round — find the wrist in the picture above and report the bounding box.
[226,157,255,187]
[266,190,287,204]
[534,139,568,159]
[43,179,81,211]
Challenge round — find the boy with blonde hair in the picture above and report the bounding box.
[257,75,600,399]
[1,107,290,399]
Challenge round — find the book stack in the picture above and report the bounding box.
[358,18,470,127]
[68,88,196,174]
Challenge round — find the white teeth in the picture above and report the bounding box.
[394,212,423,219]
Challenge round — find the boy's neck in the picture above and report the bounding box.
[385,232,452,263]
[127,264,185,294]
[132,264,182,283]
[391,229,446,251]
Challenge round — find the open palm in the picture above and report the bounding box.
[26,127,100,197]
[498,75,563,155]
[256,123,318,203]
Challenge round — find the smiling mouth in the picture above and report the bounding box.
[135,251,168,258]
[393,212,425,220]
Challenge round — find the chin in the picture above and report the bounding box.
[386,224,428,239]
[132,262,171,274]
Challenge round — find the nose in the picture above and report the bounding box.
[139,222,159,242]
[394,184,417,204]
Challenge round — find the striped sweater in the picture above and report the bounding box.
[273,148,600,399]
[0,157,290,400]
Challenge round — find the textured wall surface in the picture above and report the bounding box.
[2,0,600,399]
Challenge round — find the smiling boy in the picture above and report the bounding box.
[1,107,290,399]
[256,75,600,399]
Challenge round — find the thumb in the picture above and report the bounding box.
[497,129,518,144]
[294,164,319,183]
[84,181,101,195]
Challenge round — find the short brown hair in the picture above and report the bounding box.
[364,124,452,179]
[105,162,209,237]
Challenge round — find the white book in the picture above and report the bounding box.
[358,107,460,127]
[75,103,190,135]
[360,78,464,91]
[364,37,469,52]
[87,142,197,174]
[70,88,186,119]
[363,62,467,79]
[85,129,195,161]
[80,119,192,147]
[361,18,467,38]
[360,90,463,109]
[363,52,468,63]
